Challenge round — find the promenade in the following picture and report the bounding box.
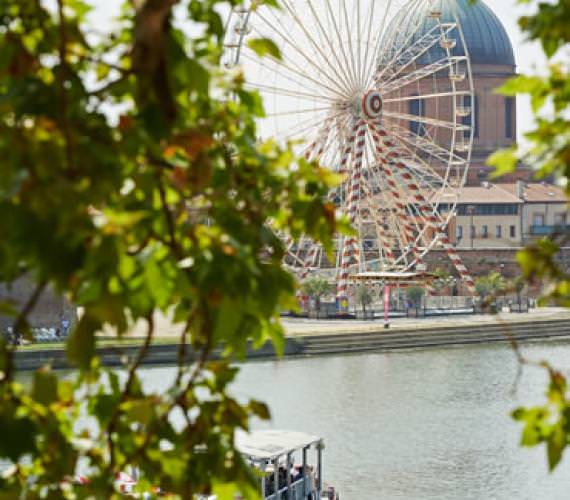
[282,307,570,337]
[14,308,570,371]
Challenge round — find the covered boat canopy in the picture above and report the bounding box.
[236,430,322,460]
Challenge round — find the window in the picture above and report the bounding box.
[555,213,567,226]
[496,225,502,238]
[462,94,479,138]
[409,96,426,136]
[533,214,545,226]
[456,204,519,216]
[505,97,514,139]
[470,225,476,239]
[510,225,516,238]
[456,225,463,240]
[482,225,488,239]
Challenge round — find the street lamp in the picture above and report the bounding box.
[466,205,476,249]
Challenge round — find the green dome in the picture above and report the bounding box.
[384,0,515,67]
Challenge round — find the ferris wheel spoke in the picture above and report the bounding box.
[359,0,377,88]
[240,50,347,101]
[278,0,355,97]
[240,52,335,100]
[384,121,464,165]
[369,0,428,86]
[377,23,458,88]
[370,131,445,197]
[367,120,445,191]
[265,106,333,118]
[381,57,459,95]
[340,0,360,90]
[372,127,449,230]
[383,90,471,104]
[303,116,335,161]
[355,0,363,88]
[305,0,357,94]
[369,128,435,265]
[255,8,352,98]
[362,0,395,88]
[382,110,463,131]
[323,0,359,91]
[360,181,396,265]
[281,109,344,142]
[244,83,337,104]
[369,158,417,257]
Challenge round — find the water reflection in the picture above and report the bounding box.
[142,341,570,500]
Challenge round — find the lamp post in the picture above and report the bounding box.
[466,205,476,249]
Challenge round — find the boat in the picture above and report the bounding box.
[236,429,339,499]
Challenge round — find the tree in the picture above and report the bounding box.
[0,1,336,497]
[432,268,452,294]
[509,275,526,306]
[302,277,332,311]
[475,272,506,301]
[355,284,373,313]
[485,0,570,473]
[406,286,425,309]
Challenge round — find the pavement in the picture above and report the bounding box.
[281,307,570,337]
[128,307,570,340]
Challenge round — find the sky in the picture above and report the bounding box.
[482,0,548,141]
[86,0,548,142]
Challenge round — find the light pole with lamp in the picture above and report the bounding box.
[466,204,476,249]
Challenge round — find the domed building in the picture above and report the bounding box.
[384,0,520,184]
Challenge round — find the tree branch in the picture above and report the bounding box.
[106,314,155,474]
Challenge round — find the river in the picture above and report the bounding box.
[141,340,570,500]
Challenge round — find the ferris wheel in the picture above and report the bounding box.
[223,0,477,298]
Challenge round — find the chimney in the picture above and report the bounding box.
[516,180,525,199]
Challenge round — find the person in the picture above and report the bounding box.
[305,465,316,500]
[61,318,70,337]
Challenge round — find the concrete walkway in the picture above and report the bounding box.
[282,307,570,337]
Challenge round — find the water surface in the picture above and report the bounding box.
[142,341,570,500]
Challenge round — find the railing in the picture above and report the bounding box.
[530,224,570,236]
[265,478,309,500]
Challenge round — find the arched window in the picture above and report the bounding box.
[462,95,479,138]
[505,97,514,139]
[408,96,426,136]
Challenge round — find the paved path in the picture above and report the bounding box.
[282,307,570,337]
[116,307,570,339]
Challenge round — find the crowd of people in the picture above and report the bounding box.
[263,463,316,498]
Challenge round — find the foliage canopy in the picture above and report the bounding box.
[0,0,336,497]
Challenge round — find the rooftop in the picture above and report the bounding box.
[235,430,322,460]
[501,183,568,203]
[455,183,522,204]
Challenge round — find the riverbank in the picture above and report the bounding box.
[13,308,570,370]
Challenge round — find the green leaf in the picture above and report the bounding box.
[247,38,281,60]
[487,147,518,179]
[66,314,99,370]
[547,425,566,471]
[249,399,270,420]
[0,409,38,461]
[32,366,58,406]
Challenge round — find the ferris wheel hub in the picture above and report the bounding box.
[361,90,383,119]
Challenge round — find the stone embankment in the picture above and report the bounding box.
[298,318,570,356]
[13,314,570,371]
